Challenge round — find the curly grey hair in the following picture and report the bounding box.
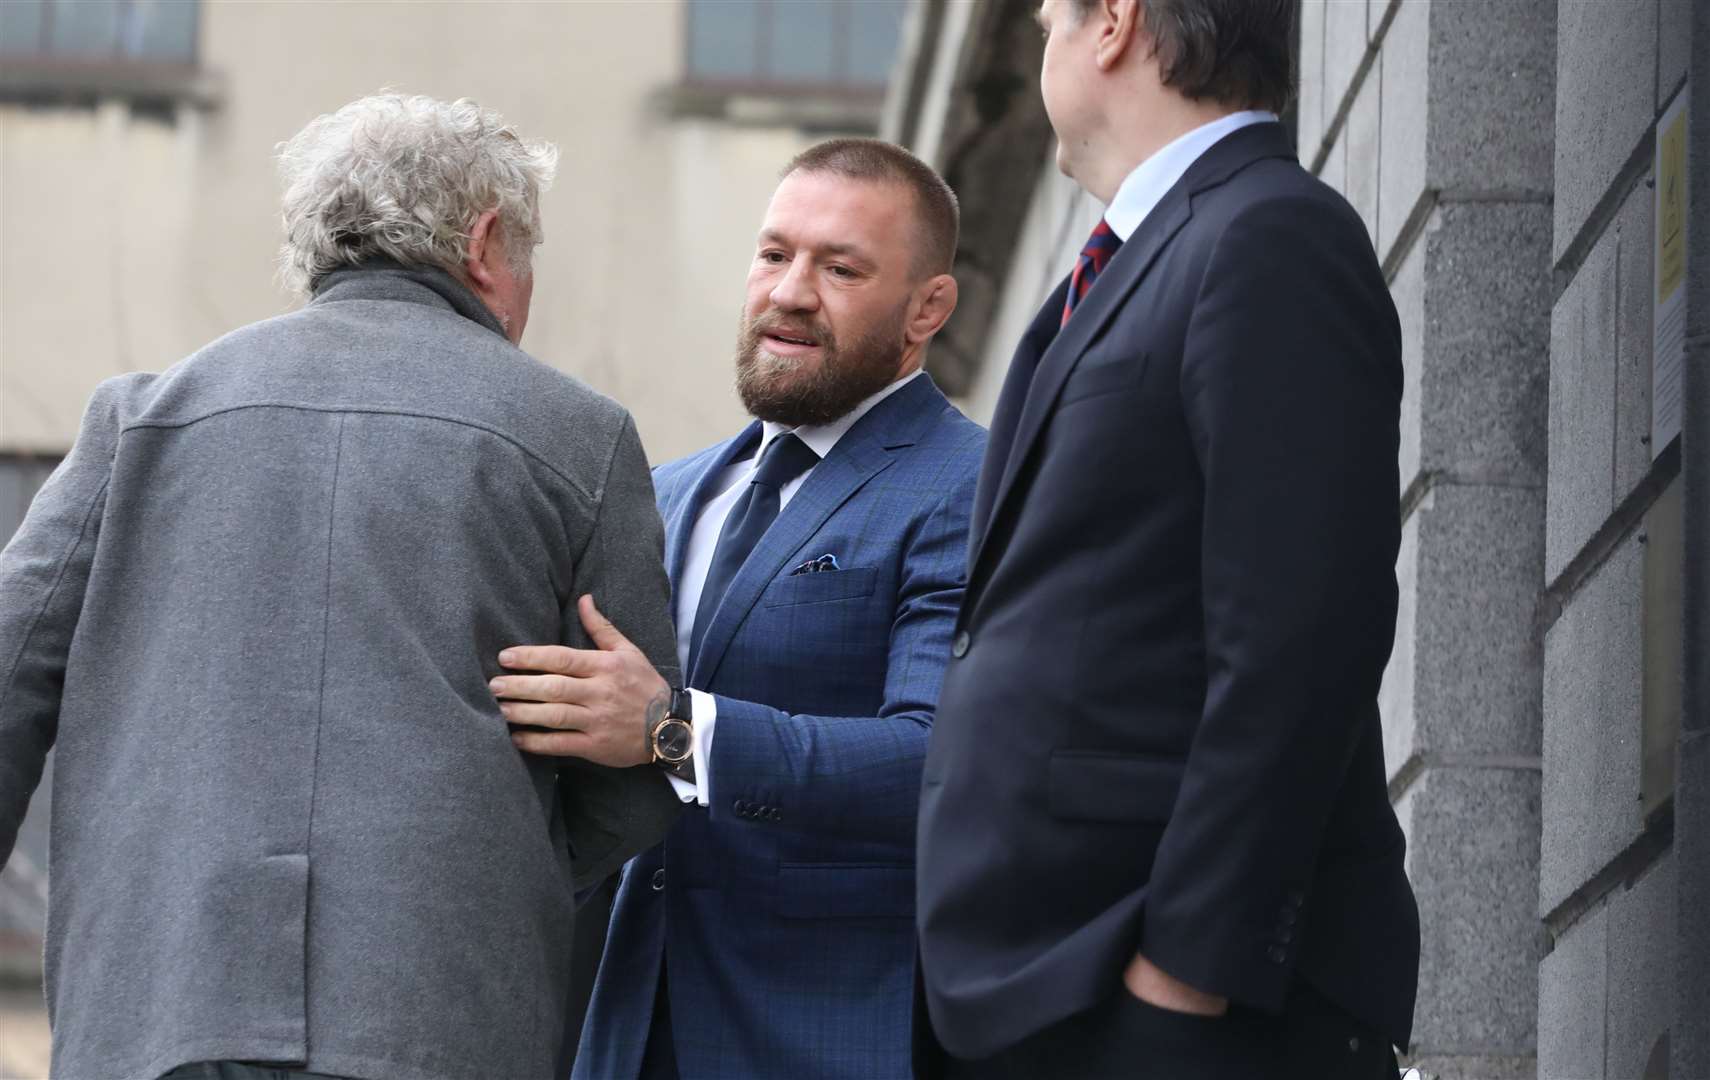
[276,93,559,297]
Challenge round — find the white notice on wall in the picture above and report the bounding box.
[1653,83,1689,458]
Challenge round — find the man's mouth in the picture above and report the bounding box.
[761,329,823,353]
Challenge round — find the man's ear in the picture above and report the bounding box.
[905,274,960,345]
[464,208,501,294]
[1095,0,1145,71]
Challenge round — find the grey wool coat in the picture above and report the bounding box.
[0,265,683,1080]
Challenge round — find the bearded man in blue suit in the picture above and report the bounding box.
[493,139,985,1080]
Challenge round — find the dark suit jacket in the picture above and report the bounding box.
[574,374,986,1080]
[916,122,1421,1060]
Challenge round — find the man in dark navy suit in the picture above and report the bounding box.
[915,2,1420,1077]
[493,140,986,1080]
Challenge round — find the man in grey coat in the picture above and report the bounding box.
[0,93,680,1080]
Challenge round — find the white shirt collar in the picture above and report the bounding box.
[1103,111,1279,242]
[755,368,924,462]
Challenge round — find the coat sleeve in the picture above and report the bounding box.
[1140,194,1403,1011]
[0,379,131,865]
[704,463,976,850]
[559,412,685,891]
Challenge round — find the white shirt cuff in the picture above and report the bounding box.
[664,690,716,807]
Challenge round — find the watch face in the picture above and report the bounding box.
[655,719,692,763]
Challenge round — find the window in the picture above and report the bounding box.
[685,0,908,95]
[0,0,198,66]
[0,0,214,110]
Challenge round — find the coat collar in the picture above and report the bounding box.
[311,260,509,339]
[967,122,1295,584]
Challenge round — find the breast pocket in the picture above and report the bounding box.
[1058,349,1149,408]
[762,567,878,608]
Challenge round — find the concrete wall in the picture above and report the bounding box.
[1535,0,1692,1077]
[0,0,831,466]
[1300,3,1559,1074]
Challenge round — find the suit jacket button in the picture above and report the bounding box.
[768,808,781,822]
[1279,907,1298,926]
[1267,946,1287,965]
[733,799,749,816]
[651,869,666,892]
[1277,926,1295,944]
[951,631,970,658]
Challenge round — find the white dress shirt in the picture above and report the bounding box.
[1101,111,1278,242]
[666,369,925,804]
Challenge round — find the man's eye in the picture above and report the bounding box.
[760,251,787,264]
[828,265,856,279]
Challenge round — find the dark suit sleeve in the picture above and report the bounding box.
[559,412,684,892]
[0,379,129,866]
[1141,195,1403,1011]
[704,472,975,849]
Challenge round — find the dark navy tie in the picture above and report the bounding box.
[1061,218,1124,327]
[689,432,821,666]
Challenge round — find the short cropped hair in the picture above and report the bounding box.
[1070,0,1296,114]
[276,93,559,297]
[782,138,960,279]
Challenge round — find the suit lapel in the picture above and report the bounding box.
[969,275,1072,559]
[966,122,1298,589]
[966,193,1192,581]
[687,375,943,687]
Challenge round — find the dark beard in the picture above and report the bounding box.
[734,307,907,428]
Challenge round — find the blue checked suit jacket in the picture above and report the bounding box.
[572,373,985,1080]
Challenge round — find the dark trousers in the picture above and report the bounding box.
[934,982,1399,1080]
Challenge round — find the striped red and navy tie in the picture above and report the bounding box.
[1061,218,1124,327]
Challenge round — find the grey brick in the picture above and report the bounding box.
[1613,177,1656,505]
[1606,854,1675,1080]
[1377,0,1428,261]
[1547,225,1619,583]
[1299,0,1329,165]
[1540,535,1644,915]
[1325,0,1370,125]
[1554,0,1658,262]
[1658,0,1691,110]
[1419,202,1552,485]
[1425,0,1556,194]
[1538,906,1608,1080]
[1345,55,1381,250]
[1403,765,1543,1058]
[1411,483,1546,763]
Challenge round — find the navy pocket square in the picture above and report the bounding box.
[789,553,841,576]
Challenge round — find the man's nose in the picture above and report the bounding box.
[769,257,820,313]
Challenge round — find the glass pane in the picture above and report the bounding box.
[846,0,908,86]
[125,0,198,62]
[687,0,761,82]
[47,0,121,56]
[769,0,836,85]
[0,0,46,54]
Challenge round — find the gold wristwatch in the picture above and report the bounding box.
[649,687,696,784]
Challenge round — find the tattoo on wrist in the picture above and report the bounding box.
[644,690,670,750]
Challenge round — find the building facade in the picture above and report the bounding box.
[885,1,1705,1077]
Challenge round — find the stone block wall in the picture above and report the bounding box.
[1301,1,1555,1075]
[1535,0,1689,1075]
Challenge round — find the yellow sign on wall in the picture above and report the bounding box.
[1658,101,1687,304]
[1653,84,1689,459]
